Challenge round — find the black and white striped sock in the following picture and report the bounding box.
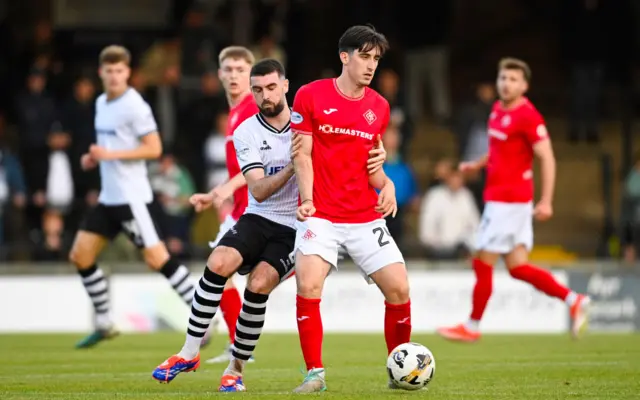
[78,264,111,330]
[232,289,268,362]
[179,267,227,360]
[159,258,195,304]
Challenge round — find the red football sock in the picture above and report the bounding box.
[509,264,570,300]
[296,295,324,370]
[384,301,412,354]
[470,258,494,321]
[220,287,242,343]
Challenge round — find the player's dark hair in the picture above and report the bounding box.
[338,24,389,56]
[250,58,286,78]
[499,57,532,82]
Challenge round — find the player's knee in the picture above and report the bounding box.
[207,246,242,278]
[296,274,324,298]
[246,263,280,295]
[69,240,97,268]
[385,282,410,304]
[143,243,170,270]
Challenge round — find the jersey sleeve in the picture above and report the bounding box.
[131,101,158,137]
[233,124,264,175]
[290,84,314,135]
[524,108,548,146]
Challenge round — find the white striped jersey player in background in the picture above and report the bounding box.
[69,45,197,349]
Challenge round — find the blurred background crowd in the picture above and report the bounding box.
[0,0,638,265]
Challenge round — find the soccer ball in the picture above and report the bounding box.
[386,342,436,390]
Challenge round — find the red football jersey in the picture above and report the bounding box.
[225,93,259,220]
[484,97,548,203]
[291,78,390,223]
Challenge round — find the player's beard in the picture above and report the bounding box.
[259,100,285,118]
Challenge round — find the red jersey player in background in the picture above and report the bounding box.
[190,46,258,363]
[290,25,410,393]
[437,58,590,343]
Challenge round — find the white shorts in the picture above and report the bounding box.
[294,217,405,282]
[209,215,238,248]
[475,201,533,254]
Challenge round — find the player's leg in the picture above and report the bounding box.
[437,202,504,342]
[123,202,195,305]
[219,259,286,392]
[152,215,261,383]
[504,245,590,339]
[209,215,243,353]
[345,220,410,353]
[69,204,118,349]
[344,219,408,390]
[292,218,339,393]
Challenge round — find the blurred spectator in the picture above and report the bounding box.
[14,68,58,211]
[620,155,640,263]
[419,169,479,260]
[0,113,27,258]
[204,111,233,220]
[250,34,287,68]
[377,68,413,159]
[179,70,226,191]
[139,35,182,88]
[381,126,419,249]
[398,2,452,124]
[147,65,181,148]
[60,76,99,209]
[428,157,454,188]
[455,83,494,162]
[561,0,606,143]
[149,153,196,258]
[181,5,216,87]
[42,123,73,257]
[454,82,495,211]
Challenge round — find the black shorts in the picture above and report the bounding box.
[218,213,295,279]
[79,202,164,248]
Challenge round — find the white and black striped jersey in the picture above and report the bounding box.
[233,113,297,228]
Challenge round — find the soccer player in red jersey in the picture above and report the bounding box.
[437,58,590,343]
[289,25,410,393]
[197,47,259,363]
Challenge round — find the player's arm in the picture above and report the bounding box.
[214,172,247,195]
[94,132,163,161]
[533,138,555,205]
[369,168,398,218]
[292,133,313,202]
[244,164,295,203]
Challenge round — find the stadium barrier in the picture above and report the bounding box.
[0,262,636,334]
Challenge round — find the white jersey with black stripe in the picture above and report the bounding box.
[95,88,158,205]
[233,113,297,228]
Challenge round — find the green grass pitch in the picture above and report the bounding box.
[1,333,639,399]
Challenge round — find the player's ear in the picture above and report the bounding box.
[283,79,289,94]
[217,68,223,81]
[339,51,349,66]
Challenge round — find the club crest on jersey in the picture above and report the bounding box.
[363,109,377,125]
[501,115,511,127]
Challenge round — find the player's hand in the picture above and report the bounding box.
[534,200,553,221]
[210,184,233,209]
[190,192,215,213]
[89,145,112,161]
[296,200,316,221]
[367,134,386,174]
[290,132,303,159]
[80,153,98,170]
[376,181,397,218]
[459,161,482,173]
